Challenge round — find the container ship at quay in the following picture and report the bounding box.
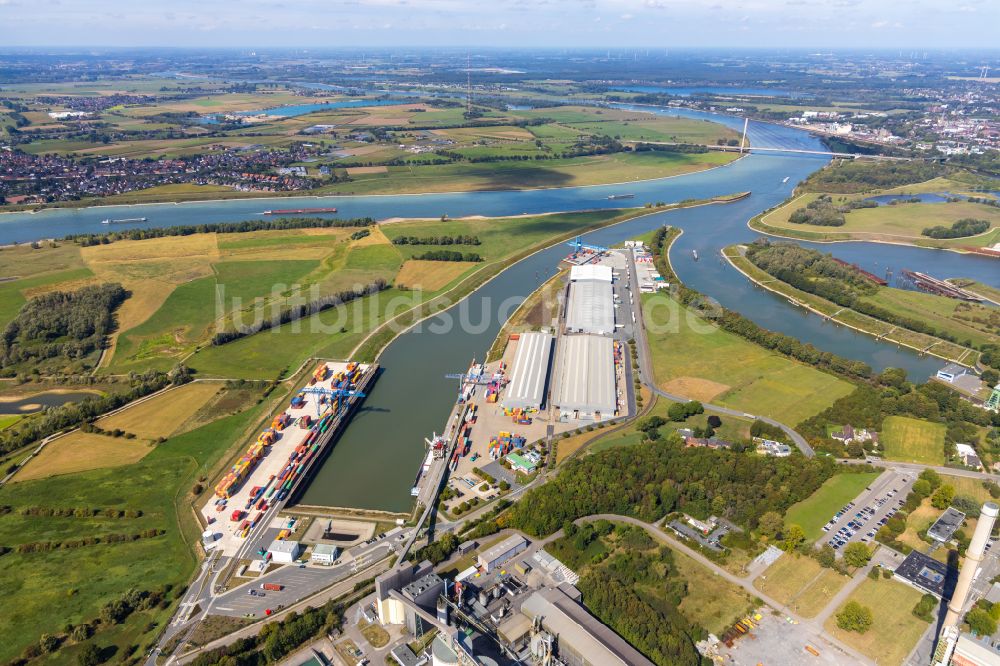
[261,207,338,215]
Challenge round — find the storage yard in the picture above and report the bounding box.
[200,360,376,557]
[436,245,635,513]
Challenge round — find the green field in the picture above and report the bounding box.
[881,415,947,465]
[754,554,851,618]
[642,292,855,426]
[824,577,930,666]
[0,397,270,664]
[758,189,1000,249]
[859,287,999,350]
[784,472,882,540]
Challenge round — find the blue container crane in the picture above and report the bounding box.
[299,386,366,418]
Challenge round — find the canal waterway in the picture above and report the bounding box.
[3,109,997,511]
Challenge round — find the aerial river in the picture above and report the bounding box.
[3,109,997,512]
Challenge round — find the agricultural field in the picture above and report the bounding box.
[757,187,1000,249]
[642,293,855,426]
[784,472,882,540]
[14,381,236,481]
[0,394,273,664]
[824,577,929,666]
[881,415,947,465]
[4,209,633,378]
[753,554,851,618]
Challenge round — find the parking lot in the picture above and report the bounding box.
[817,470,916,553]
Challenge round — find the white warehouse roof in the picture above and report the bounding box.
[503,332,553,410]
[565,279,614,335]
[553,335,616,416]
[569,264,613,282]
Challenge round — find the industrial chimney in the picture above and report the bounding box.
[944,501,999,628]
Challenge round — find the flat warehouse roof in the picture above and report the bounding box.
[565,279,614,335]
[554,334,616,415]
[504,332,553,410]
[569,264,613,282]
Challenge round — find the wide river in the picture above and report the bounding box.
[3,109,997,512]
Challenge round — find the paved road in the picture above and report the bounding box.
[622,242,814,457]
[843,458,1000,483]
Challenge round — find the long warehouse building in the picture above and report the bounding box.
[553,334,617,422]
[565,279,615,335]
[503,331,554,411]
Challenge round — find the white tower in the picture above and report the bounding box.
[945,501,999,628]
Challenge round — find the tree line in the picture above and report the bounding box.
[922,217,990,239]
[1,283,128,372]
[412,250,483,262]
[210,280,389,346]
[391,234,481,246]
[64,216,374,246]
[800,161,951,194]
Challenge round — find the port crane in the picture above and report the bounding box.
[299,386,365,418]
[566,236,609,256]
[444,370,498,398]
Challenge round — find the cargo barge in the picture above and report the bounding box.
[831,257,888,286]
[261,207,338,215]
[101,217,147,224]
[606,193,635,200]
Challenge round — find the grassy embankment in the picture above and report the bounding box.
[0,382,275,664]
[722,246,982,366]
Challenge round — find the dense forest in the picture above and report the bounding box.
[578,542,704,666]
[650,227,873,380]
[800,161,951,194]
[743,241,973,348]
[0,283,127,372]
[508,434,837,536]
[922,217,990,239]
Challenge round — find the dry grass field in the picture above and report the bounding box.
[394,260,478,291]
[15,431,155,481]
[97,381,223,440]
[659,377,731,402]
[754,554,851,618]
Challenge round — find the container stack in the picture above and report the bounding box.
[488,432,526,459]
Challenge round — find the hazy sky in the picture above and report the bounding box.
[1,0,998,49]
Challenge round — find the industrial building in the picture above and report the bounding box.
[564,279,614,335]
[375,560,436,626]
[569,264,613,283]
[477,534,528,574]
[310,543,340,565]
[929,507,967,543]
[267,539,301,564]
[402,572,446,637]
[508,584,656,666]
[952,633,1000,666]
[502,332,554,411]
[552,334,617,422]
[895,550,950,598]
